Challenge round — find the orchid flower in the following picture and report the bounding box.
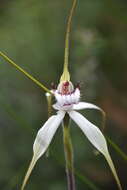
[0,0,122,189]
[21,80,122,190]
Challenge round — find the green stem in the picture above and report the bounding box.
[0,51,51,93]
[63,114,76,190]
[45,92,53,157]
[45,92,53,118]
[60,0,77,82]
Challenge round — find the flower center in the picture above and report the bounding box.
[57,81,74,95]
[53,81,80,108]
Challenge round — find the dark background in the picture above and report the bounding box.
[0,0,127,189]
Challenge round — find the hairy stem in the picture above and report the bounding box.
[0,51,51,93]
[63,114,76,190]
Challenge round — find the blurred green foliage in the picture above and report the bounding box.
[0,0,127,189]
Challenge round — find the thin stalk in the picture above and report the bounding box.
[0,51,51,93]
[45,92,53,157]
[45,92,53,118]
[63,114,76,190]
[52,148,100,190]
[60,0,77,82]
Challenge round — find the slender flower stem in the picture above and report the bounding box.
[63,114,76,190]
[0,51,51,93]
[60,0,77,82]
[45,92,53,118]
[45,92,53,157]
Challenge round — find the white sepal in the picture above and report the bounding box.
[73,102,101,111]
[68,111,122,190]
[33,111,65,160]
[21,111,65,190]
[52,103,61,110]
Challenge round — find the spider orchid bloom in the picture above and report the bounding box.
[22,80,122,190]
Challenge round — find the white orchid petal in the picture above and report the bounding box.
[33,111,65,160]
[55,92,62,105]
[69,111,122,190]
[73,102,101,111]
[70,93,75,103]
[52,103,61,110]
[21,111,65,190]
[74,88,80,103]
[62,95,66,103]
[66,94,71,103]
